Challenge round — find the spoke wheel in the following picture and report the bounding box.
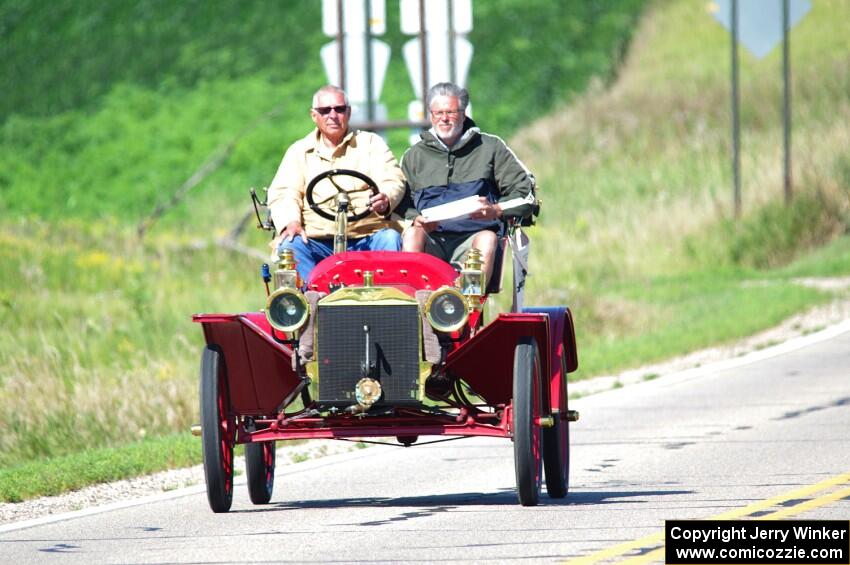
[200,346,235,513]
[305,168,379,222]
[513,337,543,506]
[245,441,276,504]
[543,354,570,498]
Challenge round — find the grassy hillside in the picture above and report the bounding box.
[0,0,642,225]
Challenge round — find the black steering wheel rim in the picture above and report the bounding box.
[305,168,380,222]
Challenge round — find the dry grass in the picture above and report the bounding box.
[0,219,260,467]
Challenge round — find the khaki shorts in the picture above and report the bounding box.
[422,231,479,268]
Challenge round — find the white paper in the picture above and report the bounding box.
[420,195,482,222]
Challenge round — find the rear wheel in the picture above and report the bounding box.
[543,354,570,498]
[245,441,276,504]
[513,337,543,506]
[200,346,235,513]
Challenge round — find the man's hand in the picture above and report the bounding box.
[412,215,439,233]
[470,197,503,221]
[369,191,390,215]
[281,220,308,243]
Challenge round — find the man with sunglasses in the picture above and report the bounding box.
[267,85,405,282]
[400,82,536,286]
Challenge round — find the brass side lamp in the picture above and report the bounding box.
[274,249,301,290]
[460,248,484,310]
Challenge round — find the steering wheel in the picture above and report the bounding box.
[305,169,380,222]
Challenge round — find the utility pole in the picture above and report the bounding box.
[782,0,792,204]
[731,0,741,219]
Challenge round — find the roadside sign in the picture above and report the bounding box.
[320,38,391,103]
[400,0,472,34]
[402,35,473,94]
[710,0,810,59]
[400,0,474,138]
[322,0,386,35]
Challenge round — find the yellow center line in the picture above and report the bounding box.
[562,533,665,565]
[619,485,850,565]
[618,546,665,565]
[562,472,850,565]
[761,484,850,520]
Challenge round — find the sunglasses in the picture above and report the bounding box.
[313,105,349,116]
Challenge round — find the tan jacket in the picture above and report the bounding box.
[267,128,405,241]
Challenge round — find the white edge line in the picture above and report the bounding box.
[654,317,850,385]
[0,443,386,534]
[584,317,850,397]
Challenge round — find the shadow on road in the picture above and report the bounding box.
[230,488,693,514]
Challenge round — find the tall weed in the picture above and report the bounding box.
[726,192,846,269]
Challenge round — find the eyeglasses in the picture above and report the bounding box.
[313,105,349,116]
[431,110,462,119]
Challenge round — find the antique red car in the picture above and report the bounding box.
[192,170,579,512]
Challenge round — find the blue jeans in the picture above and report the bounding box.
[277,228,401,283]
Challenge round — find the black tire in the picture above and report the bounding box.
[200,346,235,513]
[513,337,543,506]
[245,441,276,504]
[543,353,570,498]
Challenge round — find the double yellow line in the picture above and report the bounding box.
[564,472,850,564]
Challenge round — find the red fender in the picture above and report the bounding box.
[522,307,578,414]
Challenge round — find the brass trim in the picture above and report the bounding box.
[355,377,382,407]
[418,360,434,399]
[278,248,297,270]
[319,285,417,306]
[305,360,319,401]
[464,248,483,271]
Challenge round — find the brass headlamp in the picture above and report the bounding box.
[425,287,469,333]
[266,249,308,335]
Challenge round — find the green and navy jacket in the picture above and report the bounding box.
[399,118,536,234]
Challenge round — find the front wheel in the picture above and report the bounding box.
[200,346,235,513]
[543,354,570,498]
[245,441,276,504]
[513,337,543,506]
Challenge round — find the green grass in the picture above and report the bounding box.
[0,433,200,503]
[775,236,850,278]
[572,271,832,378]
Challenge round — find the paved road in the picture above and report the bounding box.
[2,323,849,564]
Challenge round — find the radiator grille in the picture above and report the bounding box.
[316,303,420,405]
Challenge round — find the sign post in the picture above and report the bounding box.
[711,0,811,215]
[401,0,474,144]
[320,0,391,127]
[731,0,741,218]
